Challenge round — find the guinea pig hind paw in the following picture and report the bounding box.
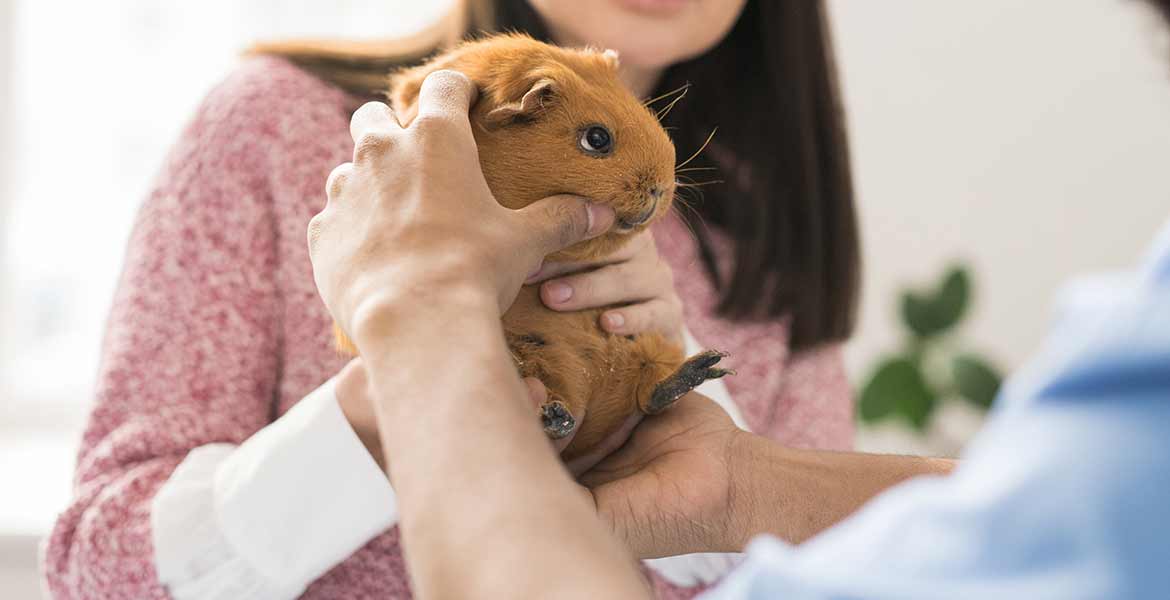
[541,401,576,439]
[647,350,733,414]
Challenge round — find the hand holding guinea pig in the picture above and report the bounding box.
[309,71,615,336]
[529,230,684,345]
[327,33,730,461]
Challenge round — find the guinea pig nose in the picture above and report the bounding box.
[648,186,665,200]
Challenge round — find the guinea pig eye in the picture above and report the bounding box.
[578,125,613,156]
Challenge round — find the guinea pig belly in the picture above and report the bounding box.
[502,287,644,458]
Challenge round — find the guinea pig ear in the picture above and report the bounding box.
[601,49,620,70]
[484,78,557,127]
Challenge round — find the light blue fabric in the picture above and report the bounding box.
[706,218,1170,600]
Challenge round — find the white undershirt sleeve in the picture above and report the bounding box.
[151,378,396,600]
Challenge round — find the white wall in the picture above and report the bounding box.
[828,0,1170,380]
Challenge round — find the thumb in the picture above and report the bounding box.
[518,195,615,258]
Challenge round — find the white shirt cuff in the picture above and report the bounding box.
[152,378,397,599]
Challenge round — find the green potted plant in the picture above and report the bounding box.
[859,265,1004,431]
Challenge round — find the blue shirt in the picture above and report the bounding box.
[707,218,1170,600]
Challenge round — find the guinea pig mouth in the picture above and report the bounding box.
[615,200,658,233]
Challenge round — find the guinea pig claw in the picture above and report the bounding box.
[647,350,733,414]
[541,400,576,439]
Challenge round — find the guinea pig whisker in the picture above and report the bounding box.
[674,183,706,209]
[675,166,718,174]
[655,87,689,121]
[676,127,718,170]
[669,202,703,246]
[643,82,691,108]
[677,179,724,188]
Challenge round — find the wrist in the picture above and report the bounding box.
[349,282,499,355]
[334,361,386,471]
[724,429,763,551]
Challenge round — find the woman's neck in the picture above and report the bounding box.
[545,27,664,97]
[617,63,665,98]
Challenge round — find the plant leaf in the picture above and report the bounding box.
[900,266,971,338]
[860,356,936,430]
[953,354,1002,409]
[935,267,971,330]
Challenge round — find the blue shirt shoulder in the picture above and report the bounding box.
[706,218,1170,600]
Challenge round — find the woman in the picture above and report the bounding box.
[41,0,859,598]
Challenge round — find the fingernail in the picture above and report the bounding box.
[545,281,573,304]
[586,203,615,236]
[605,312,625,329]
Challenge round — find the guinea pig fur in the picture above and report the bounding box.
[336,33,730,460]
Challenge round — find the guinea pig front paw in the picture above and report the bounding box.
[646,350,733,415]
[540,399,576,439]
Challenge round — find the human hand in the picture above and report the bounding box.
[580,392,746,559]
[528,230,684,344]
[307,70,616,348]
[334,358,385,470]
[337,357,582,472]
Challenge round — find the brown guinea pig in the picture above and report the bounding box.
[336,33,730,460]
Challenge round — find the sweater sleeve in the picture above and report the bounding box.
[41,63,290,599]
[762,343,855,451]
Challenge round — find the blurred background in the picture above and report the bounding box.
[1,0,1168,596]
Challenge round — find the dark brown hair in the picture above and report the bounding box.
[1150,0,1170,27]
[256,0,860,352]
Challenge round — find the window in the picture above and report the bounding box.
[0,0,449,538]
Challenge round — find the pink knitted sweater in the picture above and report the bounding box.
[40,56,854,599]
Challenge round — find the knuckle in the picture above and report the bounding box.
[353,101,389,125]
[577,273,605,301]
[306,214,326,253]
[426,69,473,91]
[644,234,660,258]
[612,261,640,285]
[326,163,353,198]
[411,112,456,136]
[550,202,585,247]
[661,263,675,287]
[650,260,674,290]
[353,132,393,163]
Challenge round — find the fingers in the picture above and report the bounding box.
[568,412,644,478]
[350,102,402,145]
[517,194,615,260]
[413,70,477,137]
[325,162,355,202]
[600,298,684,341]
[525,232,649,284]
[350,102,403,165]
[539,257,668,312]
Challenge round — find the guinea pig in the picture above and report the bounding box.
[335,33,730,460]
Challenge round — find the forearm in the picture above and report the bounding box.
[728,432,955,547]
[356,290,647,599]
